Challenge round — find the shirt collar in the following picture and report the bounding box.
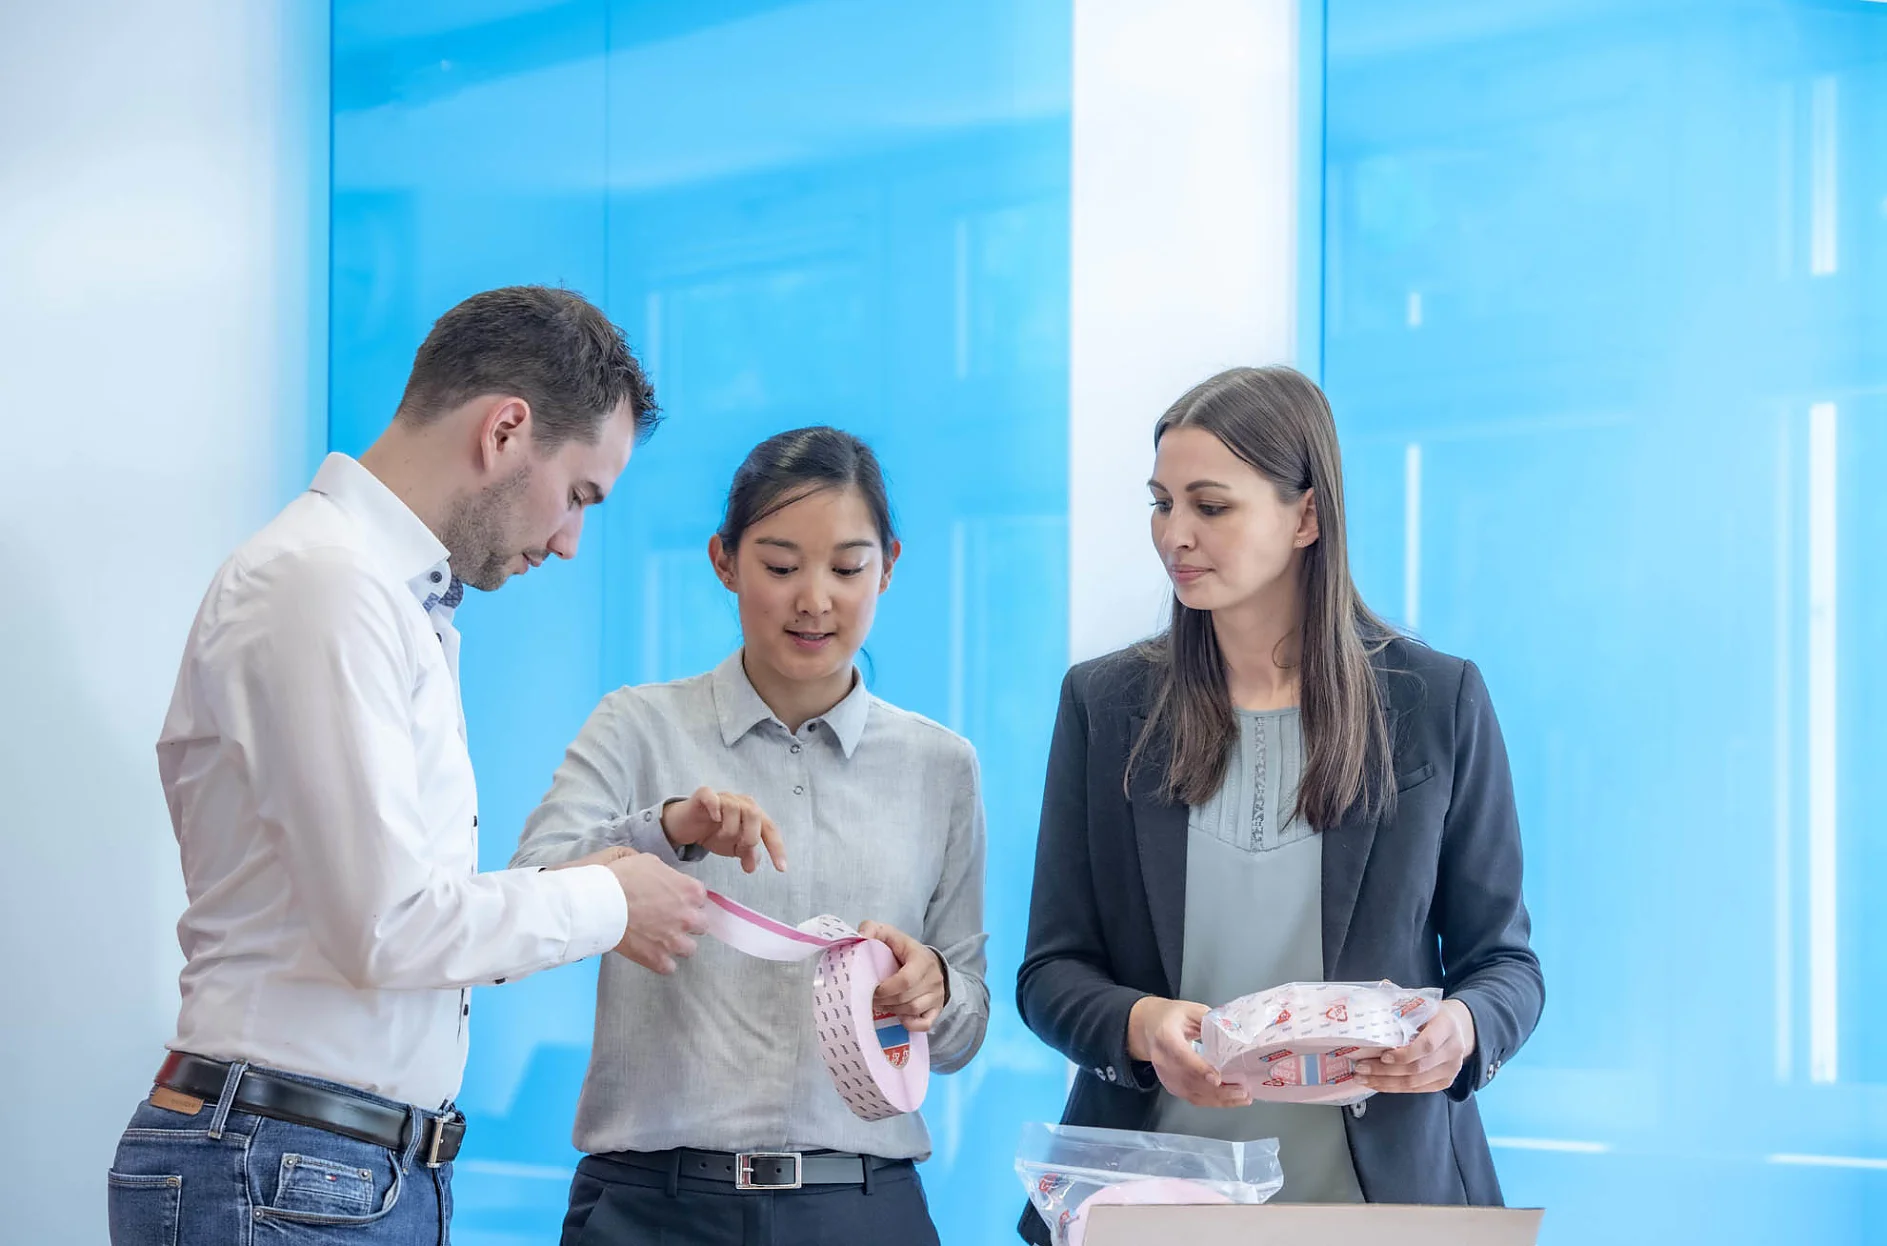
[710,649,871,759]
[308,453,455,610]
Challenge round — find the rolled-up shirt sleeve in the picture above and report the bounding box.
[207,549,626,991]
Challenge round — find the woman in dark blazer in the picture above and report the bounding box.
[1016,366,1543,1241]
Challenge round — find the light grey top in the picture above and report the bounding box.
[509,650,989,1159]
[1153,707,1366,1204]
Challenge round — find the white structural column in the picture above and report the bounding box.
[1068,0,1307,662]
[0,4,327,1241]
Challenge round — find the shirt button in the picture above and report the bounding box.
[471,815,478,829]
[430,571,443,584]
[794,785,805,796]
[791,744,802,754]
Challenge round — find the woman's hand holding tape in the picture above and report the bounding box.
[856,920,948,1033]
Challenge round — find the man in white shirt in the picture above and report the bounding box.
[106,287,722,1246]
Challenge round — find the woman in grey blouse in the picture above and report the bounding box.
[512,427,988,1246]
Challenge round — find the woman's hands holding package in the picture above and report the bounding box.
[1355,998,1477,1094]
[1128,997,1252,1108]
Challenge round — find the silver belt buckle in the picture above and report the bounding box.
[424,1115,450,1169]
[735,1151,802,1190]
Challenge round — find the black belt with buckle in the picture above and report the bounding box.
[601,1147,911,1190]
[156,1052,465,1167]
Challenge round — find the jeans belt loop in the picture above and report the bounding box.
[205,1060,249,1141]
[424,1114,450,1169]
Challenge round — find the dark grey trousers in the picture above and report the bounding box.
[560,1153,941,1246]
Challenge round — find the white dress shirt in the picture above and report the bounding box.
[159,453,629,1109]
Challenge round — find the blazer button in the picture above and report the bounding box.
[1350,1101,1368,1119]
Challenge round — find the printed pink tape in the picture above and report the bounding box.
[703,891,929,1121]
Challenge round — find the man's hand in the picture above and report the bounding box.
[661,787,786,874]
[553,846,709,974]
[856,921,948,1033]
[1355,998,1478,1094]
[1127,997,1252,1109]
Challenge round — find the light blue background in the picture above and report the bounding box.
[331,2,1887,1243]
[1320,1,1887,1242]
[332,4,1072,1243]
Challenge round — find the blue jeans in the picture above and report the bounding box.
[107,1062,452,1245]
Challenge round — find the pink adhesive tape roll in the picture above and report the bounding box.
[703,891,929,1121]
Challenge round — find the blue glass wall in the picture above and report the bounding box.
[1320,1,1887,1241]
[332,4,1071,1243]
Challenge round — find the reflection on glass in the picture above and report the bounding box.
[1323,2,1887,1241]
[333,3,1071,1243]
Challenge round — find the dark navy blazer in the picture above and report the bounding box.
[1015,637,1544,1242]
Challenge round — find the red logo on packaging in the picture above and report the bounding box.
[873,1009,912,1069]
[1325,1004,1349,1022]
[1274,1008,1292,1025]
[1332,1046,1360,1057]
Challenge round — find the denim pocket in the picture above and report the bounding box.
[249,1118,401,1229]
[272,1154,376,1216]
[107,1171,181,1246]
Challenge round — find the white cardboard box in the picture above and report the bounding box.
[1082,1203,1545,1246]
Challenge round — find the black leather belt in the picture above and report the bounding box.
[601,1147,910,1190]
[156,1052,465,1167]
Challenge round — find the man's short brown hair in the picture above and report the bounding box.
[396,286,659,448]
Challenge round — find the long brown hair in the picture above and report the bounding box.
[1127,366,1398,829]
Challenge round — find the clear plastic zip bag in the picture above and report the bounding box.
[1016,1123,1284,1246]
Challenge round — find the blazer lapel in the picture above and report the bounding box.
[1127,714,1188,996]
[1321,794,1381,976]
[1324,654,1416,974]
